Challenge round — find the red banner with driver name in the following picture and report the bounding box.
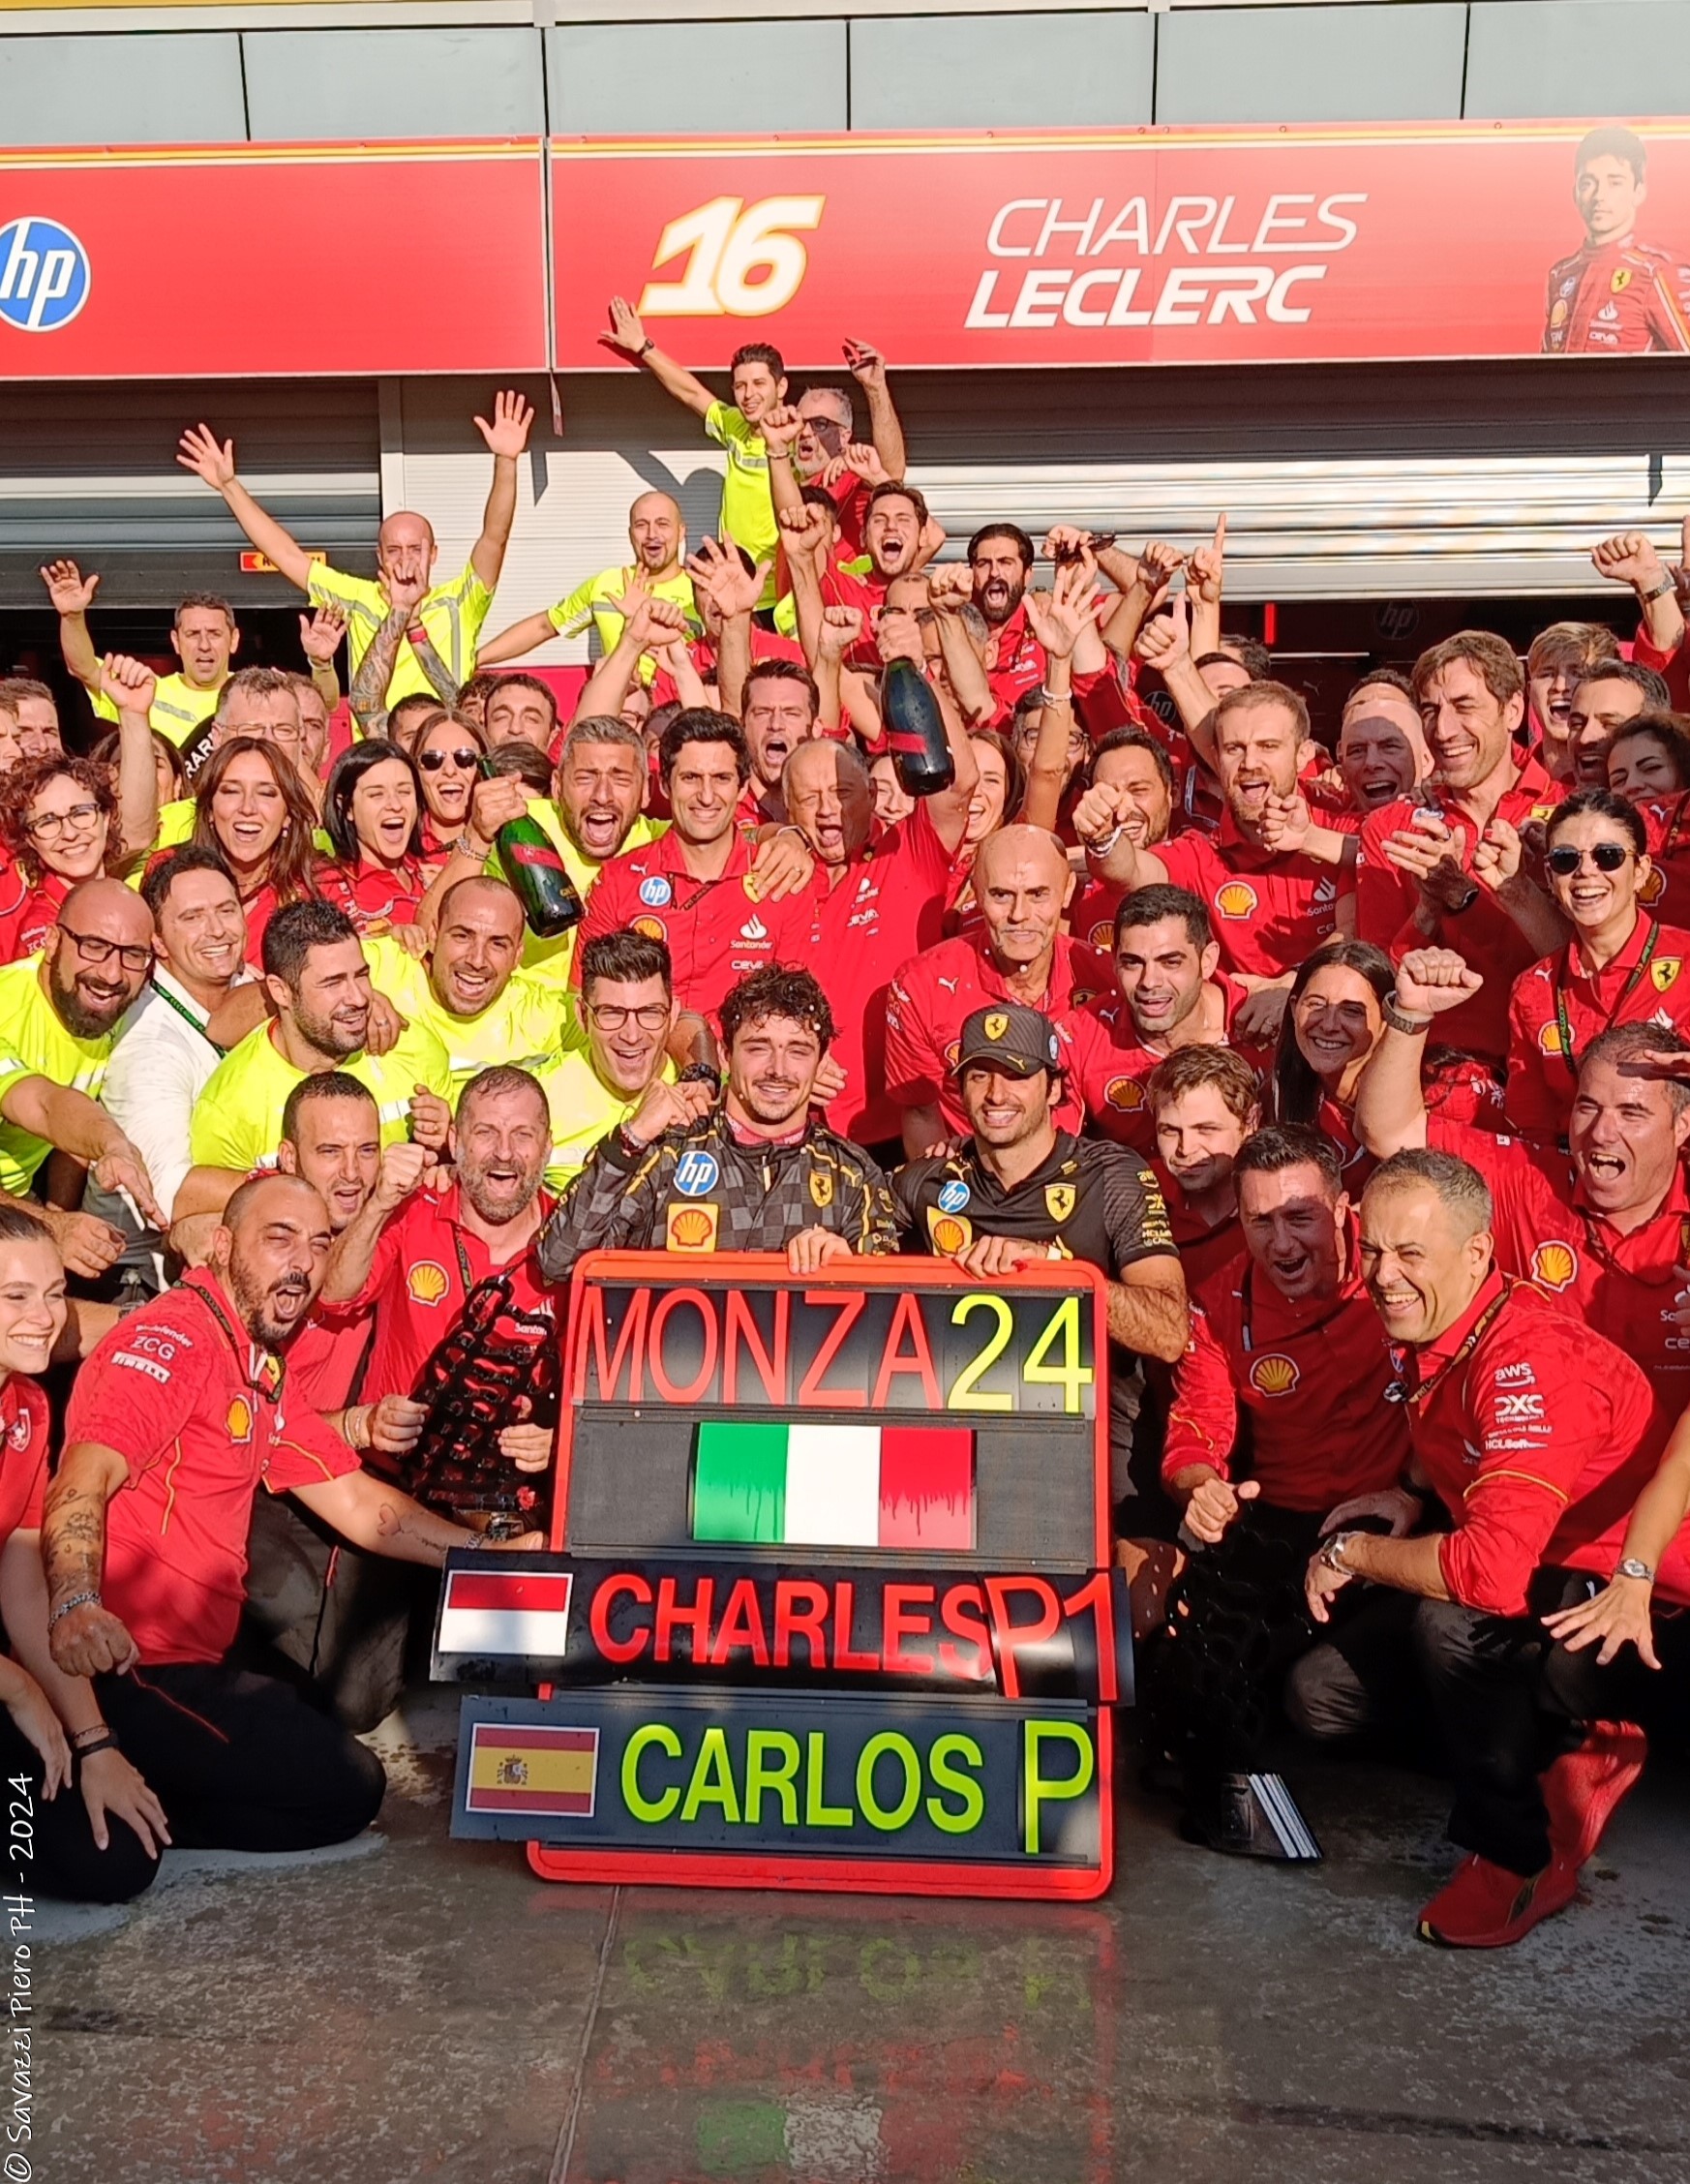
[0,140,548,379]
[549,120,1690,371]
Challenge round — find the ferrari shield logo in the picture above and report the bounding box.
[1612,267,1633,293]
[1045,1184,1076,1222]
[983,1012,1009,1041]
[1650,957,1681,992]
[809,1168,834,1209]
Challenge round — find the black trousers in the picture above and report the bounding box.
[239,1493,429,1734]
[0,1714,159,1905]
[96,1662,386,1858]
[1287,1570,1682,1877]
[1142,1503,1329,1779]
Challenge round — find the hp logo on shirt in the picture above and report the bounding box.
[674,1150,720,1198]
[0,217,91,333]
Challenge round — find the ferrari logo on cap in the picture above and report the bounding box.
[1044,1184,1076,1222]
[984,1012,1009,1040]
[1651,957,1681,992]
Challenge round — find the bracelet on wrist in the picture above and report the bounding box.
[1087,824,1125,860]
[1382,995,1433,1036]
[72,1732,120,1764]
[70,1720,111,1749]
[1639,578,1675,605]
[48,1591,101,1629]
[1616,1556,1657,1584]
[638,338,655,357]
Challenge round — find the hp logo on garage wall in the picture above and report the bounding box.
[0,217,91,332]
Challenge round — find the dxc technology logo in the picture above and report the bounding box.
[0,216,91,333]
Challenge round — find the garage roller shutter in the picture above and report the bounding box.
[0,379,380,611]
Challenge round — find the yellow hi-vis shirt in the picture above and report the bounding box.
[545,565,699,682]
[704,403,779,606]
[532,1038,677,1193]
[362,934,568,1098]
[0,955,115,1195]
[189,1016,454,1174]
[307,561,493,706]
[90,671,223,748]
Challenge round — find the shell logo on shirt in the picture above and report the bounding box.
[408,1261,451,1306]
[666,1203,719,1252]
[927,1209,972,1254]
[226,1395,254,1443]
[631,916,667,942]
[1088,921,1113,950]
[1537,1021,1565,1055]
[1104,1076,1145,1110]
[1531,1241,1579,1292]
[1640,866,1667,906]
[1215,881,1258,920]
[1249,1353,1300,1397]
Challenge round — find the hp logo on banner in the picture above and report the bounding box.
[0,217,91,332]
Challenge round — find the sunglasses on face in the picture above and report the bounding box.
[417,747,479,773]
[1547,841,1631,875]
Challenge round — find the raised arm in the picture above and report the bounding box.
[99,653,163,863]
[1470,817,1570,957]
[40,560,104,694]
[1186,514,1227,660]
[1352,948,1482,1156]
[347,576,429,735]
[688,540,769,720]
[843,339,907,480]
[469,391,535,592]
[1018,562,1102,832]
[1096,536,1180,660]
[1133,594,1223,771]
[298,605,347,716]
[1591,529,1686,664]
[318,1141,426,1303]
[477,610,558,669]
[604,296,718,419]
[177,424,318,592]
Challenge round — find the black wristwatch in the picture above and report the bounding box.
[679,1062,719,1086]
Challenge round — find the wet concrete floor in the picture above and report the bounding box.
[42,1690,1690,2184]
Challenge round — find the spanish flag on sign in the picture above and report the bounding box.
[465,1723,599,1818]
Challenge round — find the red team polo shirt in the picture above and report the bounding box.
[1071,822,1340,981]
[812,804,955,1144]
[0,871,71,967]
[1055,973,1270,1157]
[314,856,427,933]
[1504,915,1690,1143]
[347,1183,558,1439]
[1158,1171,1247,1308]
[64,1273,358,1666]
[576,828,821,1018]
[1398,1271,1687,1618]
[1355,758,1560,1063]
[884,930,1112,1138]
[1640,796,1690,921]
[0,1377,49,1541]
[1432,1115,1690,1414]
[1162,1238,1410,1513]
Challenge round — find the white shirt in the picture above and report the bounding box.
[85,969,247,1243]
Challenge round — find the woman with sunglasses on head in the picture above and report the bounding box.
[191,736,319,968]
[411,712,487,875]
[1505,788,1690,1145]
[315,740,430,933]
[1275,937,1504,1181]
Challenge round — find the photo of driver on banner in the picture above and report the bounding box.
[1543,124,1690,352]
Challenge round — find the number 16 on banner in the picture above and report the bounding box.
[639,196,826,318]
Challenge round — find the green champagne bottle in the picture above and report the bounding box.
[479,760,585,938]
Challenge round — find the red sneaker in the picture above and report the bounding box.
[1417,1853,1577,1948]
[1542,1719,1646,1872]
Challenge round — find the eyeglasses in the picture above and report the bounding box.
[58,927,152,974]
[26,802,101,841]
[1547,841,1631,875]
[418,747,479,773]
[587,1003,671,1033]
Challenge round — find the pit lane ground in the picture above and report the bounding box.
[42,1688,1690,2184]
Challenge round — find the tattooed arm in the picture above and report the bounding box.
[43,1441,137,1680]
[289,1467,542,1560]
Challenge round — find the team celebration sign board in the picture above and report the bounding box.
[439,1253,1124,1898]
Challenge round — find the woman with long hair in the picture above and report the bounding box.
[0,754,140,964]
[191,737,319,966]
[315,740,429,931]
[411,712,487,875]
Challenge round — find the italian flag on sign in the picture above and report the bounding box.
[692,1420,975,1551]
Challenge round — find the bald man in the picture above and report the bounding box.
[885,825,1114,1154]
[479,489,696,681]
[784,729,976,1151]
[178,392,534,711]
[41,1173,543,1896]
[0,878,167,1275]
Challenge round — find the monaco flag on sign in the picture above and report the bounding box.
[549,120,1690,371]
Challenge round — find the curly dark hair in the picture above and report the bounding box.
[720,965,836,1052]
[0,753,120,880]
